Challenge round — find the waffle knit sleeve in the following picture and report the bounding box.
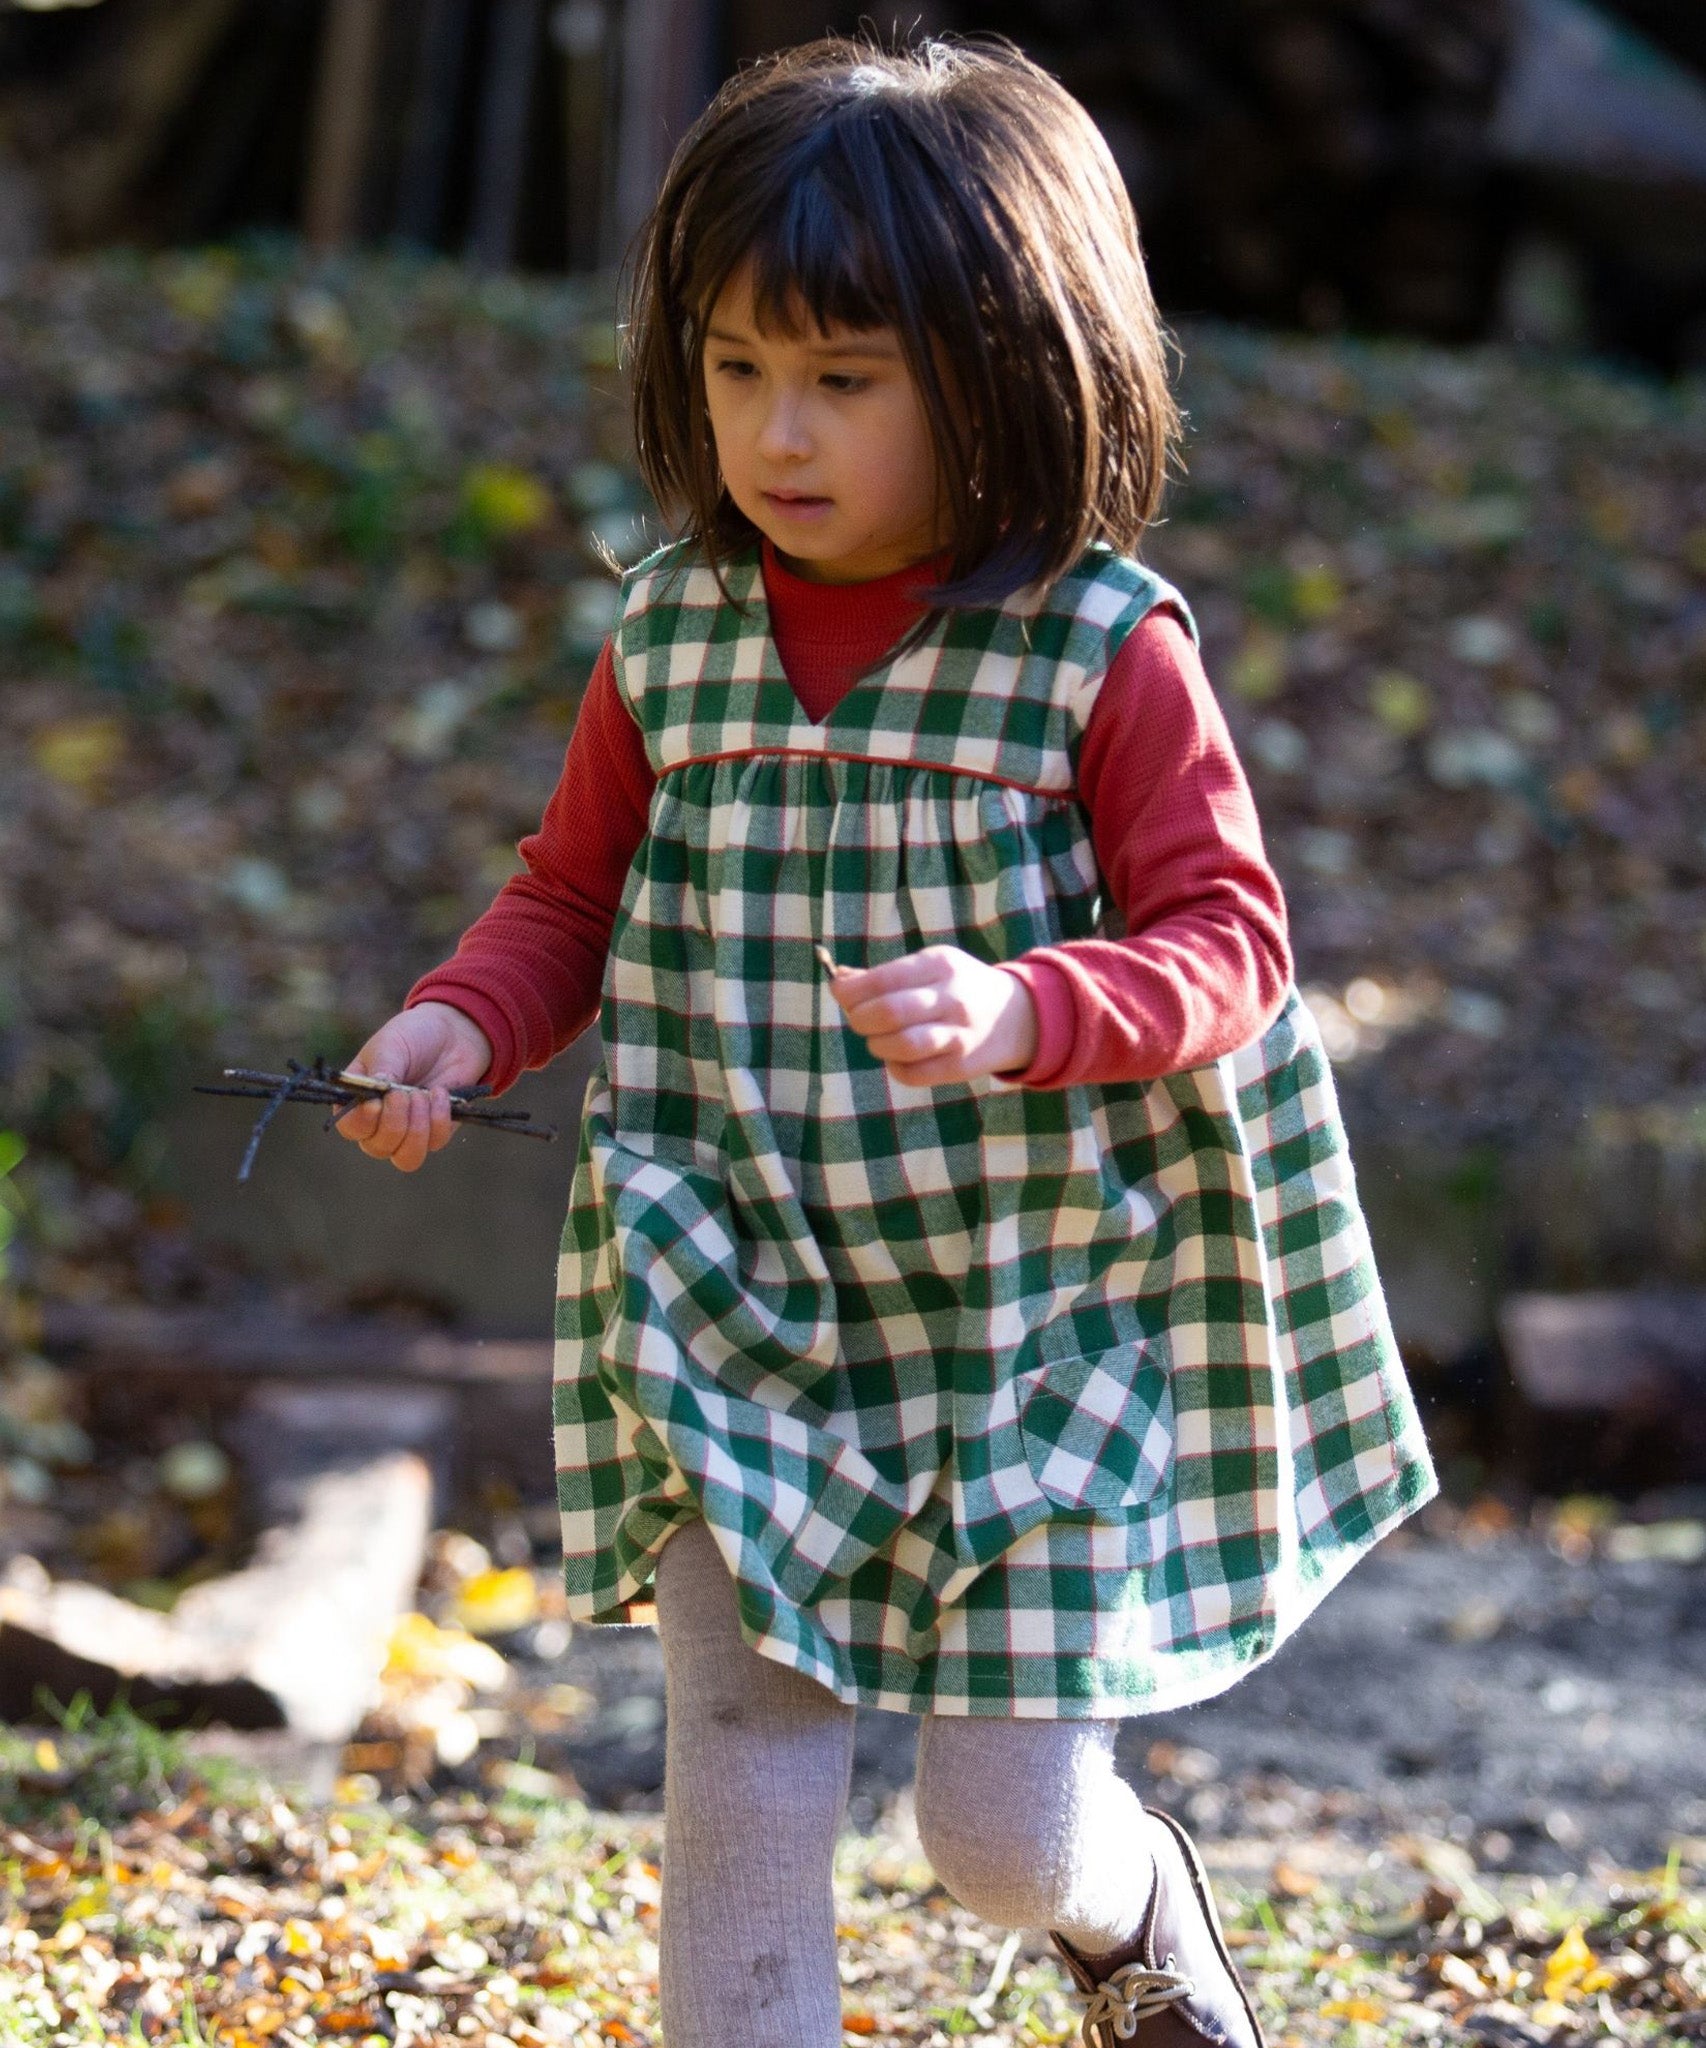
[1000,608,1292,1087]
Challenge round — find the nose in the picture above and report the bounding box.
[754,386,811,464]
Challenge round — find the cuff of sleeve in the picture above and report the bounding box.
[995,960,1077,1089]
[404,976,521,1095]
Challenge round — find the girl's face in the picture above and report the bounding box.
[700,262,947,584]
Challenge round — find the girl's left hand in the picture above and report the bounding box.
[829,945,1038,1086]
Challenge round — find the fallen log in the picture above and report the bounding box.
[1499,1288,1706,1491]
[0,1387,450,1744]
[1499,1290,1706,1415]
[39,1300,551,1388]
[40,1301,557,1510]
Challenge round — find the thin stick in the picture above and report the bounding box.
[194,1054,557,1183]
[236,1068,307,1184]
[966,1929,1024,2024]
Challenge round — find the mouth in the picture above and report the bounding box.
[762,489,833,512]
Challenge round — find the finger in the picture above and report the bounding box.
[357,1080,415,1160]
[386,1087,434,1173]
[333,1048,389,1141]
[866,1022,960,1065]
[844,985,953,1039]
[882,1050,967,1088]
[334,1096,383,1143]
[426,1085,457,1152]
[832,952,951,1004]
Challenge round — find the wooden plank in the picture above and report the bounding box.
[553,0,613,270]
[612,0,715,253]
[393,0,475,247]
[1500,1290,1706,1413]
[304,0,389,248]
[466,0,543,269]
[51,0,245,244]
[40,1299,550,1387]
[0,1386,447,1739]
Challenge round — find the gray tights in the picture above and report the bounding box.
[654,1517,1156,2048]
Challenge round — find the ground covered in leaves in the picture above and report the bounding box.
[1,241,1705,1316]
[0,1705,1701,2048]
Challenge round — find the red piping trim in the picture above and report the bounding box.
[664,745,1073,801]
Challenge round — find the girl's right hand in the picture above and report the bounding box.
[333,1001,494,1173]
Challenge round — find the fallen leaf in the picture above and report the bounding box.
[31,716,125,794]
[453,1565,540,1637]
[1270,1858,1320,1898]
[460,462,552,539]
[1320,1995,1386,2021]
[1542,1922,1600,2003]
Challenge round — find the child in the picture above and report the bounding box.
[337,35,1436,2048]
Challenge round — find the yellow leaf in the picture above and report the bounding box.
[32,716,125,794]
[1320,1997,1386,2022]
[32,1737,60,1772]
[1292,565,1343,622]
[280,1917,322,1957]
[163,251,238,324]
[384,1608,508,1690]
[461,463,552,538]
[1230,626,1287,702]
[57,1881,111,1931]
[1368,669,1431,737]
[1543,1922,1598,2003]
[453,1565,539,1636]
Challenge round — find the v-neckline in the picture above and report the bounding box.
[748,544,953,733]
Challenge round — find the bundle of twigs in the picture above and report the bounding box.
[195,1058,556,1183]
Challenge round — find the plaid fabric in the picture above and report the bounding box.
[553,540,1436,1716]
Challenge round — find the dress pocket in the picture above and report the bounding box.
[1016,1334,1174,1517]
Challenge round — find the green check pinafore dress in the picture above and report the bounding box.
[552,538,1436,1717]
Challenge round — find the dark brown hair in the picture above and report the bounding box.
[624,34,1183,610]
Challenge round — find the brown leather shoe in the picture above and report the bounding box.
[1051,1805,1265,2047]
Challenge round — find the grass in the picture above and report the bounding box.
[0,1701,1700,2044]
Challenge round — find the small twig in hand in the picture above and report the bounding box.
[235,1062,309,1183]
[194,1055,557,1184]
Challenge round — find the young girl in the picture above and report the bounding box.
[338,35,1436,2048]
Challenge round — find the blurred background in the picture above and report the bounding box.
[6,0,1703,366]
[4,0,1706,364]
[0,0,1704,1857]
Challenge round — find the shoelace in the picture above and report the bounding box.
[1079,1956,1196,2044]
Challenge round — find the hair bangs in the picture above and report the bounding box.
[748,170,899,340]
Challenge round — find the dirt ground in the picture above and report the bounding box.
[539,1516,1706,1875]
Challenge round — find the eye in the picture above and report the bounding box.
[821,373,870,394]
[710,355,758,379]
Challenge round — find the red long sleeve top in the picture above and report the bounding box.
[408,539,1291,1093]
